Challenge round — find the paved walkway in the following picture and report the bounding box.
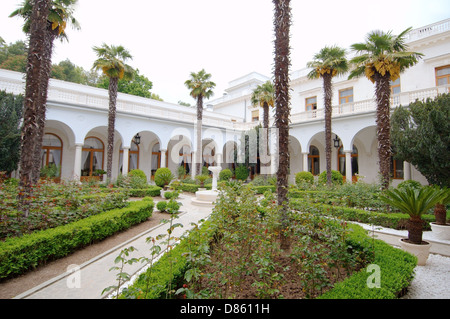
[15,193,213,299]
[13,193,450,299]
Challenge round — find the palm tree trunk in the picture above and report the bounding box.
[196,95,203,176]
[19,0,51,216]
[262,102,270,176]
[32,27,57,184]
[408,216,424,244]
[374,73,392,189]
[106,77,119,183]
[323,73,333,187]
[434,203,447,225]
[273,0,291,250]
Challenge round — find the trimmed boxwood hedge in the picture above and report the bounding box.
[319,224,417,299]
[290,198,436,230]
[0,198,154,280]
[122,216,417,299]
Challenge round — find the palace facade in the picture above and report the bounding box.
[1,18,449,186]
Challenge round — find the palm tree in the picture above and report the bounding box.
[93,44,134,182]
[307,46,348,186]
[11,0,79,184]
[349,28,423,189]
[184,69,215,176]
[380,185,446,244]
[251,80,274,175]
[273,0,292,250]
[16,0,51,216]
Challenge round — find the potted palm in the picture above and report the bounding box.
[430,187,450,240]
[380,185,446,265]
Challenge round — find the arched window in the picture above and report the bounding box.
[81,137,104,177]
[41,133,63,177]
[119,141,140,173]
[179,146,192,174]
[308,146,320,175]
[338,145,359,178]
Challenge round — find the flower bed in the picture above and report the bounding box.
[120,183,417,299]
[0,198,154,280]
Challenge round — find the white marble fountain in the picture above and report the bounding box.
[191,166,222,206]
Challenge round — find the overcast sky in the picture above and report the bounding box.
[1,0,449,104]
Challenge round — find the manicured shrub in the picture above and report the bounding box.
[154,168,174,187]
[219,169,232,181]
[156,201,167,212]
[164,191,174,199]
[318,170,344,185]
[128,169,146,179]
[398,180,422,190]
[235,165,249,181]
[295,171,314,186]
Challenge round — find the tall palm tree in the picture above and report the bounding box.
[349,28,423,189]
[11,0,80,184]
[307,46,348,186]
[184,69,215,176]
[93,44,134,182]
[273,0,292,250]
[16,0,51,216]
[251,80,274,175]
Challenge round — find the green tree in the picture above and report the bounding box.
[0,91,24,173]
[184,69,216,176]
[97,68,161,99]
[93,43,134,182]
[11,0,80,184]
[51,58,85,83]
[12,0,51,216]
[273,0,292,250]
[391,93,450,187]
[251,80,274,175]
[307,46,348,186]
[348,28,423,189]
[0,39,28,72]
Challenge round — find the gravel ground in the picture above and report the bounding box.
[402,253,450,299]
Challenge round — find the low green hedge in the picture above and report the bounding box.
[290,199,436,230]
[101,186,161,197]
[319,224,417,299]
[0,198,154,280]
[170,183,212,193]
[120,220,212,299]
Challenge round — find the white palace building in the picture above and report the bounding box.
[1,18,449,186]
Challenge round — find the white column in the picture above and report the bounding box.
[302,152,309,172]
[404,161,411,180]
[160,149,167,168]
[345,150,352,183]
[73,143,83,181]
[122,147,130,176]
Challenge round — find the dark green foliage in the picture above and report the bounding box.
[391,93,450,187]
[219,168,232,181]
[0,90,23,173]
[235,165,249,181]
[318,170,344,185]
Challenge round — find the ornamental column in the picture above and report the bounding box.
[160,149,167,168]
[345,150,352,183]
[122,147,130,176]
[73,143,83,181]
[302,152,309,172]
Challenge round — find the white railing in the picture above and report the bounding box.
[404,18,450,42]
[0,69,448,129]
[290,84,450,124]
